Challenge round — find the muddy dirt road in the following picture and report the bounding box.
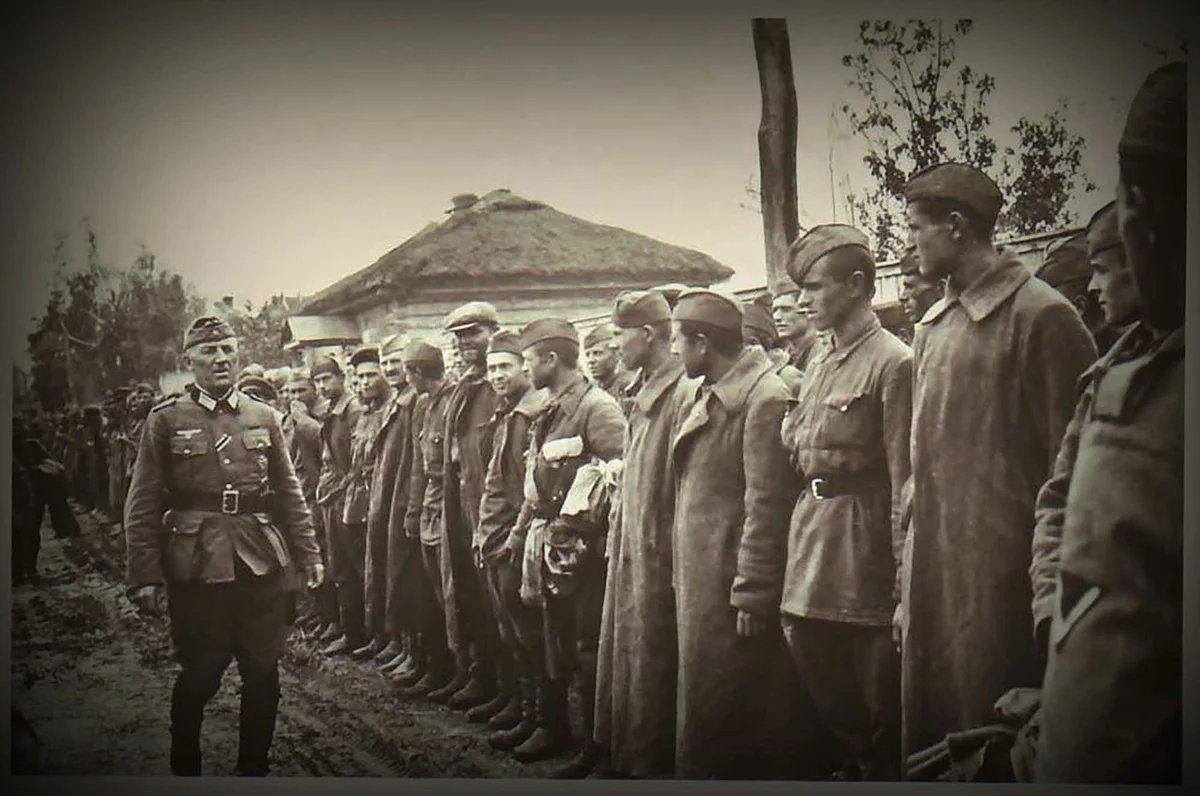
[10,514,570,778]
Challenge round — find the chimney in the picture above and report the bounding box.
[448,193,480,214]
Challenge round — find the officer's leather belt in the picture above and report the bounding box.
[169,490,273,515]
[805,470,890,501]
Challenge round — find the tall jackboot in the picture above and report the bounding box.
[401,648,451,698]
[392,634,426,686]
[234,668,281,777]
[488,675,537,750]
[374,636,404,665]
[427,661,470,704]
[511,678,572,764]
[449,645,497,711]
[550,645,602,778]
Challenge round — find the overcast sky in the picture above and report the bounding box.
[1,0,1186,357]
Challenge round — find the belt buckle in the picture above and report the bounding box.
[810,477,827,501]
[221,489,240,514]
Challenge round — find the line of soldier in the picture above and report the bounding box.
[111,60,1182,781]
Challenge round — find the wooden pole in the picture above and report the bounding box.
[753,18,799,295]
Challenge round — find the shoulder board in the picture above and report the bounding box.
[150,394,182,412]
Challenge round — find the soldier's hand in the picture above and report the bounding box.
[132,584,166,617]
[892,602,905,650]
[735,609,766,638]
[305,563,325,589]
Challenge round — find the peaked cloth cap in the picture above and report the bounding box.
[612,289,672,328]
[902,162,1004,226]
[349,346,380,368]
[444,301,499,333]
[183,316,235,349]
[401,340,443,367]
[1086,201,1122,257]
[487,330,525,358]
[311,355,343,379]
[520,318,579,350]
[786,223,873,286]
[672,288,744,333]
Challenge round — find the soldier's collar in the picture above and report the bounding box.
[826,311,881,364]
[933,256,1030,324]
[547,372,589,417]
[635,358,686,415]
[709,346,774,411]
[512,386,549,419]
[190,384,238,413]
[329,391,354,417]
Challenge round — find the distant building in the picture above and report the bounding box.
[291,189,735,361]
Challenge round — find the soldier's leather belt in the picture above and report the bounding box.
[806,470,890,501]
[169,490,273,515]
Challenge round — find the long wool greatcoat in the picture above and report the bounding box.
[594,358,696,778]
[903,258,1096,760]
[363,385,417,636]
[670,346,804,779]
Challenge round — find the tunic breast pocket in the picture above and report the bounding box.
[242,429,273,477]
[819,390,874,448]
[169,436,210,482]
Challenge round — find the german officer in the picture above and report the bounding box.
[779,224,913,780]
[124,316,323,776]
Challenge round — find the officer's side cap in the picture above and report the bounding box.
[183,316,236,350]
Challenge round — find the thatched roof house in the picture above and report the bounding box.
[293,189,734,356]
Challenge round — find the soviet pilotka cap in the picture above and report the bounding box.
[486,329,524,357]
[379,333,410,356]
[444,301,499,333]
[612,290,672,328]
[183,316,235,349]
[1119,61,1187,162]
[902,162,1005,229]
[520,318,580,350]
[786,223,873,286]
[1036,233,1091,290]
[672,288,744,333]
[741,301,778,344]
[583,322,618,351]
[1086,201,1122,258]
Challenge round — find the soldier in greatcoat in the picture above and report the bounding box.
[123,316,323,776]
[593,290,695,778]
[668,289,804,779]
[583,322,637,412]
[1034,62,1186,784]
[899,163,1097,768]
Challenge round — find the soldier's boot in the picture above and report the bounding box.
[467,656,515,723]
[351,634,387,661]
[379,635,412,674]
[449,652,497,711]
[427,665,470,704]
[550,643,601,777]
[323,583,366,655]
[511,679,572,764]
[400,651,451,697]
[390,634,424,685]
[234,668,280,777]
[374,636,404,665]
[318,620,343,644]
[316,582,340,629]
[487,693,524,730]
[169,670,221,776]
[488,677,537,750]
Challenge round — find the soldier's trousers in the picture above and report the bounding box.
[485,554,546,688]
[384,532,426,638]
[542,550,606,743]
[441,493,500,683]
[781,615,900,780]
[166,563,290,776]
[32,468,81,539]
[419,539,450,666]
[324,501,366,644]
